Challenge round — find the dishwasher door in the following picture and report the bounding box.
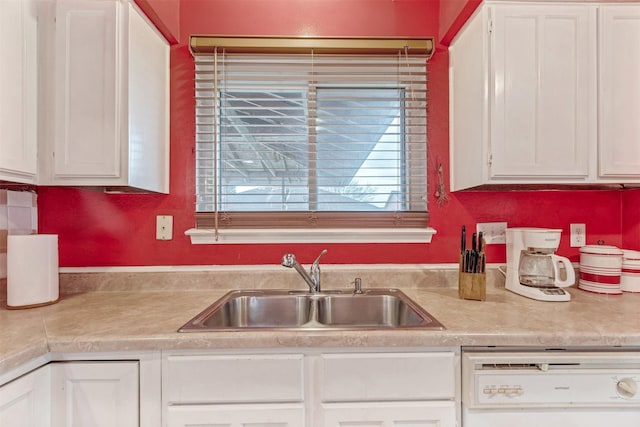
[463,406,640,427]
[462,350,640,427]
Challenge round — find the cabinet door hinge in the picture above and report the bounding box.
[487,153,492,166]
[488,19,493,34]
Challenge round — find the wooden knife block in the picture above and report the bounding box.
[458,255,486,301]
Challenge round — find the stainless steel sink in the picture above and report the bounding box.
[316,293,428,327]
[178,289,445,332]
[195,293,313,328]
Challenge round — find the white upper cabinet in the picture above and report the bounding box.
[450,1,640,191]
[490,4,595,180]
[40,0,170,193]
[598,4,640,179]
[0,0,39,184]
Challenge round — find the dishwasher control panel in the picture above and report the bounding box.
[463,350,640,408]
[476,372,640,405]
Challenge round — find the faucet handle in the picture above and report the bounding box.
[311,249,328,270]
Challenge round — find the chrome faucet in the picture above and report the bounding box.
[281,249,328,293]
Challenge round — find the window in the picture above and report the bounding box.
[190,37,433,242]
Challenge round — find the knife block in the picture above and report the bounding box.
[458,255,486,301]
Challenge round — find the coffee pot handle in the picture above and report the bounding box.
[551,254,576,288]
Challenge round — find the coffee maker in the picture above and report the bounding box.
[505,228,575,302]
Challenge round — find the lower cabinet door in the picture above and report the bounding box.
[166,403,305,427]
[321,401,456,427]
[50,361,139,427]
[0,366,50,427]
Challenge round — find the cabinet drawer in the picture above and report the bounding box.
[167,403,305,427]
[164,353,304,404]
[318,352,455,402]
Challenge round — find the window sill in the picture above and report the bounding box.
[185,227,437,244]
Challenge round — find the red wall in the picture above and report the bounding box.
[622,189,640,250]
[37,0,625,267]
[438,0,482,45]
[134,0,180,43]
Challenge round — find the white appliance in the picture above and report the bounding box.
[462,349,640,427]
[505,227,575,302]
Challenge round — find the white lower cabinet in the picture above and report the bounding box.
[316,352,457,427]
[167,404,305,427]
[162,350,458,427]
[321,401,456,426]
[50,361,139,427]
[163,353,306,427]
[0,353,161,427]
[0,365,50,427]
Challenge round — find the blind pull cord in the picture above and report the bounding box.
[213,48,219,241]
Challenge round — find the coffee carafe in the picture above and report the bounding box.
[505,228,575,302]
[518,250,575,288]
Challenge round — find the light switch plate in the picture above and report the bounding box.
[476,222,508,244]
[156,215,173,240]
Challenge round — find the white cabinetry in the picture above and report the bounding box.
[316,352,456,426]
[40,0,169,193]
[598,4,640,178]
[0,0,38,184]
[450,2,640,190]
[450,2,596,190]
[0,354,160,427]
[162,350,457,427]
[489,4,595,180]
[167,405,305,427]
[0,365,50,426]
[163,353,306,426]
[321,402,456,426]
[50,361,138,427]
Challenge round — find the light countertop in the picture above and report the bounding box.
[2,267,640,377]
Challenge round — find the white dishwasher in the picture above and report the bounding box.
[462,348,640,427]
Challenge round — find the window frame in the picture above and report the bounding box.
[188,36,437,244]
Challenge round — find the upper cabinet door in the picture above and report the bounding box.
[127,1,170,193]
[599,5,640,178]
[53,0,121,178]
[489,4,596,179]
[41,0,170,192]
[0,0,38,184]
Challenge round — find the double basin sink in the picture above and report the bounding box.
[179,288,445,332]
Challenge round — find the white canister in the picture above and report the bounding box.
[578,245,623,294]
[7,234,59,309]
[621,249,640,293]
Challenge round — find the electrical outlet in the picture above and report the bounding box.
[156,215,173,240]
[570,223,586,247]
[476,222,508,244]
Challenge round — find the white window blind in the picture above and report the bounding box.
[194,48,428,230]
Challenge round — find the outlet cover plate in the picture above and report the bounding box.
[570,223,586,247]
